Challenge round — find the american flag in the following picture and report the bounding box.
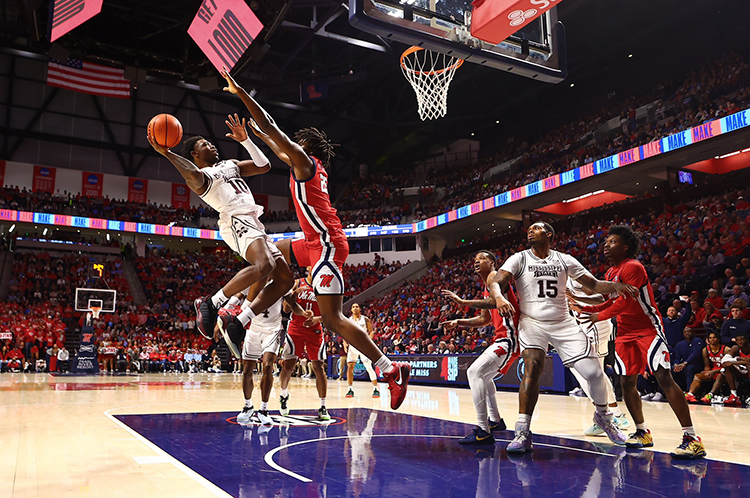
[47,58,131,99]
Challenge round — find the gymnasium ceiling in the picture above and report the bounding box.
[2,0,749,170]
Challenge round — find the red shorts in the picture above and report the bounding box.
[283,327,326,362]
[614,334,671,376]
[292,238,349,295]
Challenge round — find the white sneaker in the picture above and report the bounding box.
[569,387,585,397]
[257,410,273,425]
[584,413,630,437]
[651,393,664,402]
[640,393,654,401]
[237,405,254,424]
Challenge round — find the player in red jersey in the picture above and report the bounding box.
[279,268,331,420]
[580,225,705,459]
[722,333,749,407]
[683,332,726,405]
[219,68,410,410]
[441,251,519,445]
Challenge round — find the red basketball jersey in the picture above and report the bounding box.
[288,278,322,333]
[707,344,726,370]
[290,156,346,246]
[484,285,520,342]
[581,258,664,342]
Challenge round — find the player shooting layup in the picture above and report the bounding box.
[489,222,637,452]
[219,67,410,410]
[147,116,293,358]
[441,251,519,445]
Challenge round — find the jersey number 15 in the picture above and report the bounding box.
[537,280,558,298]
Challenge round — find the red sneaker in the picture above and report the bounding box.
[383,362,410,410]
[684,392,698,403]
[218,304,242,318]
[724,394,742,407]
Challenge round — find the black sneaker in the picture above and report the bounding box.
[217,314,245,358]
[459,426,495,445]
[195,296,217,339]
[280,394,290,416]
[318,406,331,421]
[489,418,507,432]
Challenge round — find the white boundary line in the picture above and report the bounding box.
[264,434,618,482]
[103,407,232,498]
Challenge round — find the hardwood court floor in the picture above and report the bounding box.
[1,372,748,497]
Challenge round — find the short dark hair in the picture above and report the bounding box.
[608,224,640,258]
[181,136,204,160]
[475,251,497,267]
[530,221,555,241]
[707,331,719,340]
[293,127,336,167]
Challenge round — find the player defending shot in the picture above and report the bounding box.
[237,281,311,425]
[279,268,331,420]
[344,303,380,399]
[489,222,637,453]
[219,67,410,410]
[579,225,706,459]
[441,251,519,445]
[147,116,293,358]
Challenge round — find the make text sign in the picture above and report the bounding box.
[188,0,264,72]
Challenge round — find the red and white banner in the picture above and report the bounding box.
[82,171,103,198]
[50,0,104,42]
[127,177,148,203]
[187,0,264,72]
[0,332,12,340]
[33,165,56,193]
[471,0,564,45]
[171,183,191,210]
[0,160,5,187]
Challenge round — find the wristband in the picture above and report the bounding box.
[240,138,269,167]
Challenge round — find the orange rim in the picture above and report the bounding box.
[400,46,464,76]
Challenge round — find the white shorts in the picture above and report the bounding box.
[219,213,282,263]
[347,345,364,363]
[242,325,284,361]
[576,314,614,358]
[518,314,593,366]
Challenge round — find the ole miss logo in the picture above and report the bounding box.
[319,275,334,288]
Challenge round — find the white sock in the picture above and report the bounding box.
[244,399,252,408]
[281,389,289,397]
[320,398,326,407]
[238,307,256,327]
[731,390,737,396]
[260,401,268,411]
[517,414,531,431]
[228,296,241,307]
[211,289,229,308]
[595,404,611,417]
[682,426,697,437]
[636,422,647,431]
[241,300,251,310]
[375,355,394,374]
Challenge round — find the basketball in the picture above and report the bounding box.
[147,114,183,148]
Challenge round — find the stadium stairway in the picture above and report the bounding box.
[122,260,147,307]
[343,259,428,312]
[0,249,12,300]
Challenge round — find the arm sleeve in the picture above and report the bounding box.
[240,138,270,167]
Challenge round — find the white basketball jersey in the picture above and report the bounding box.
[500,249,591,322]
[199,160,262,221]
[352,314,367,329]
[249,297,283,333]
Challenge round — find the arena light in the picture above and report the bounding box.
[718,151,741,159]
[9,224,15,233]
[562,190,604,203]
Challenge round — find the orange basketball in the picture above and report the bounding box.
[148,113,183,149]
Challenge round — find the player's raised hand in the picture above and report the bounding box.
[225,113,248,142]
[613,282,639,299]
[440,319,459,331]
[441,289,464,305]
[495,296,515,319]
[220,65,240,95]
[146,132,170,156]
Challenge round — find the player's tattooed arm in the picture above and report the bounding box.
[146,134,206,194]
[575,273,638,300]
[487,270,515,319]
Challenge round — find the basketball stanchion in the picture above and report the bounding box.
[400,46,464,121]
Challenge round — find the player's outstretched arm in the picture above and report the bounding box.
[441,289,495,309]
[440,309,491,330]
[575,273,638,300]
[147,134,206,194]
[224,113,271,177]
[220,68,313,179]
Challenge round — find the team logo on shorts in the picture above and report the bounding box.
[319,274,334,288]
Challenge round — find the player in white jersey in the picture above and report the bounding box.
[488,222,638,452]
[566,277,630,436]
[345,410,378,498]
[147,115,294,359]
[344,303,379,399]
[236,280,311,425]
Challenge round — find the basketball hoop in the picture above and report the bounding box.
[400,46,464,121]
[90,306,102,319]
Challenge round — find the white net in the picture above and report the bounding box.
[401,47,464,121]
